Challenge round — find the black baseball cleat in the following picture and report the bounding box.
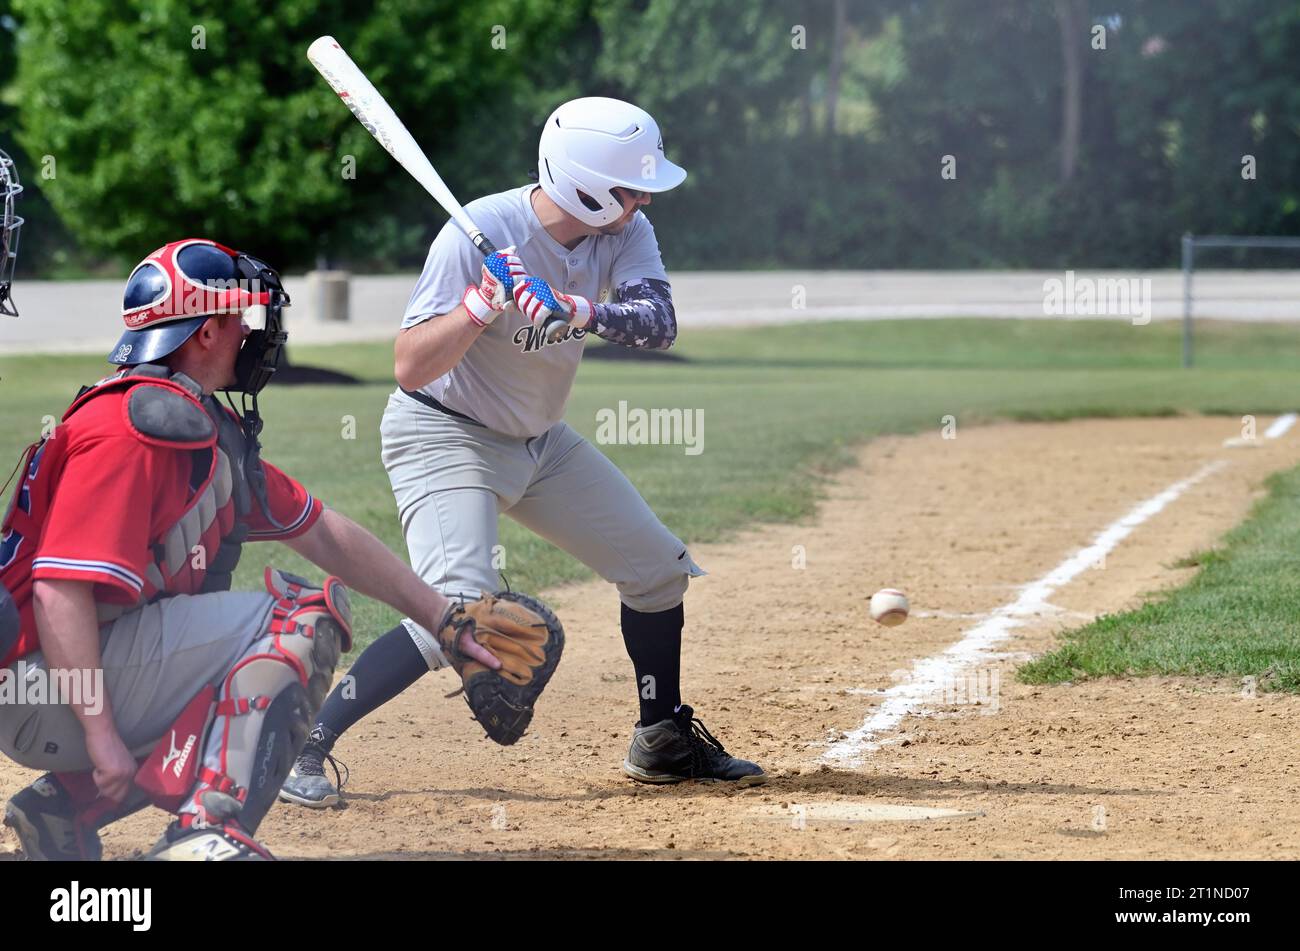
[278,730,347,809]
[622,704,766,784]
[3,774,103,861]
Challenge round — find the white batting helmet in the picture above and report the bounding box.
[537,97,686,227]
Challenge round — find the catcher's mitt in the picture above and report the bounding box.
[437,591,565,745]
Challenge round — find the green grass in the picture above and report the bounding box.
[1020,464,1300,693]
[4,317,1300,651]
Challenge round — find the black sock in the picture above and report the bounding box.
[311,623,429,752]
[620,602,683,726]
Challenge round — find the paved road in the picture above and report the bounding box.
[3,269,1299,355]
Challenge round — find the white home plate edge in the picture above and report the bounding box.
[822,458,1230,767]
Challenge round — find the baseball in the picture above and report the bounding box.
[869,588,909,626]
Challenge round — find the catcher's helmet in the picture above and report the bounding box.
[108,238,290,396]
[0,149,23,318]
[537,97,686,228]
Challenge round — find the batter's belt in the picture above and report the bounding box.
[401,388,485,427]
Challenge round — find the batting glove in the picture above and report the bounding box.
[463,246,526,327]
[512,276,593,330]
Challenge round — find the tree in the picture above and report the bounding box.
[825,0,847,137]
[11,0,594,271]
[1055,0,1086,183]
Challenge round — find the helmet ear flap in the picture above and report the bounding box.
[538,152,623,227]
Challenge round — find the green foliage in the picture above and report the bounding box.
[9,0,593,269]
[8,1,1300,271]
[589,0,1300,268]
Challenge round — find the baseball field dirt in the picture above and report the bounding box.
[4,414,1298,860]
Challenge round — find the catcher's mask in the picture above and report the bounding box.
[108,238,289,397]
[0,149,23,318]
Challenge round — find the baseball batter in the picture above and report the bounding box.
[0,239,506,860]
[281,97,763,808]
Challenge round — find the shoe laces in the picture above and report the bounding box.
[297,741,349,791]
[676,708,731,774]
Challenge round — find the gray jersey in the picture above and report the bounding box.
[402,184,670,438]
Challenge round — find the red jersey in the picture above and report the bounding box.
[0,378,320,665]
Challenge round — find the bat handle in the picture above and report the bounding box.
[540,315,571,344]
[471,229,570,344]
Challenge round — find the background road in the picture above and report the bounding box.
[4,269,1300,355]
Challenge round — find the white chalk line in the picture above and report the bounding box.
[821,459,1229,767]
[1265,413,1297,440]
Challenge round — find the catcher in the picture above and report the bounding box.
[0,237,562,860]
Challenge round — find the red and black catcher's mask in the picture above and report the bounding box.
[108,238,290,397]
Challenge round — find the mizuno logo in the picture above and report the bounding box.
[161,729,198,778]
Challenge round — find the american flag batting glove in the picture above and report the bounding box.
[463,246,526,327]
[557,291,593,329]
[513,276,593,329]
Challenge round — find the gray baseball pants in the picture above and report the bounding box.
[380,390,703,669]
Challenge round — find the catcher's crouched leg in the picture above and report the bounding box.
[148,568,352,861]
[438,591,564,746]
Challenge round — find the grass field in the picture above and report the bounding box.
[3,317,1300,656]
[1020,461,1300,693]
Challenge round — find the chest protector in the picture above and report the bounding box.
[63,365,279,617]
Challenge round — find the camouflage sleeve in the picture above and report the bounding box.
[588,278,677,350]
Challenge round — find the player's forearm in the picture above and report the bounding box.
[286,508,451,632]
[393,308,485,390]
[588,278,678,350]
[31,579,116,729]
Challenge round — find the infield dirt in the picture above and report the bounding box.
[4,414,1298,860]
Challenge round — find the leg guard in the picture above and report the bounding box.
[238,683,311,833]
[177,568,351,834]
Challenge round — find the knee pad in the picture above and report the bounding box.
[262,567,352,709]
[178,568,351,828]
